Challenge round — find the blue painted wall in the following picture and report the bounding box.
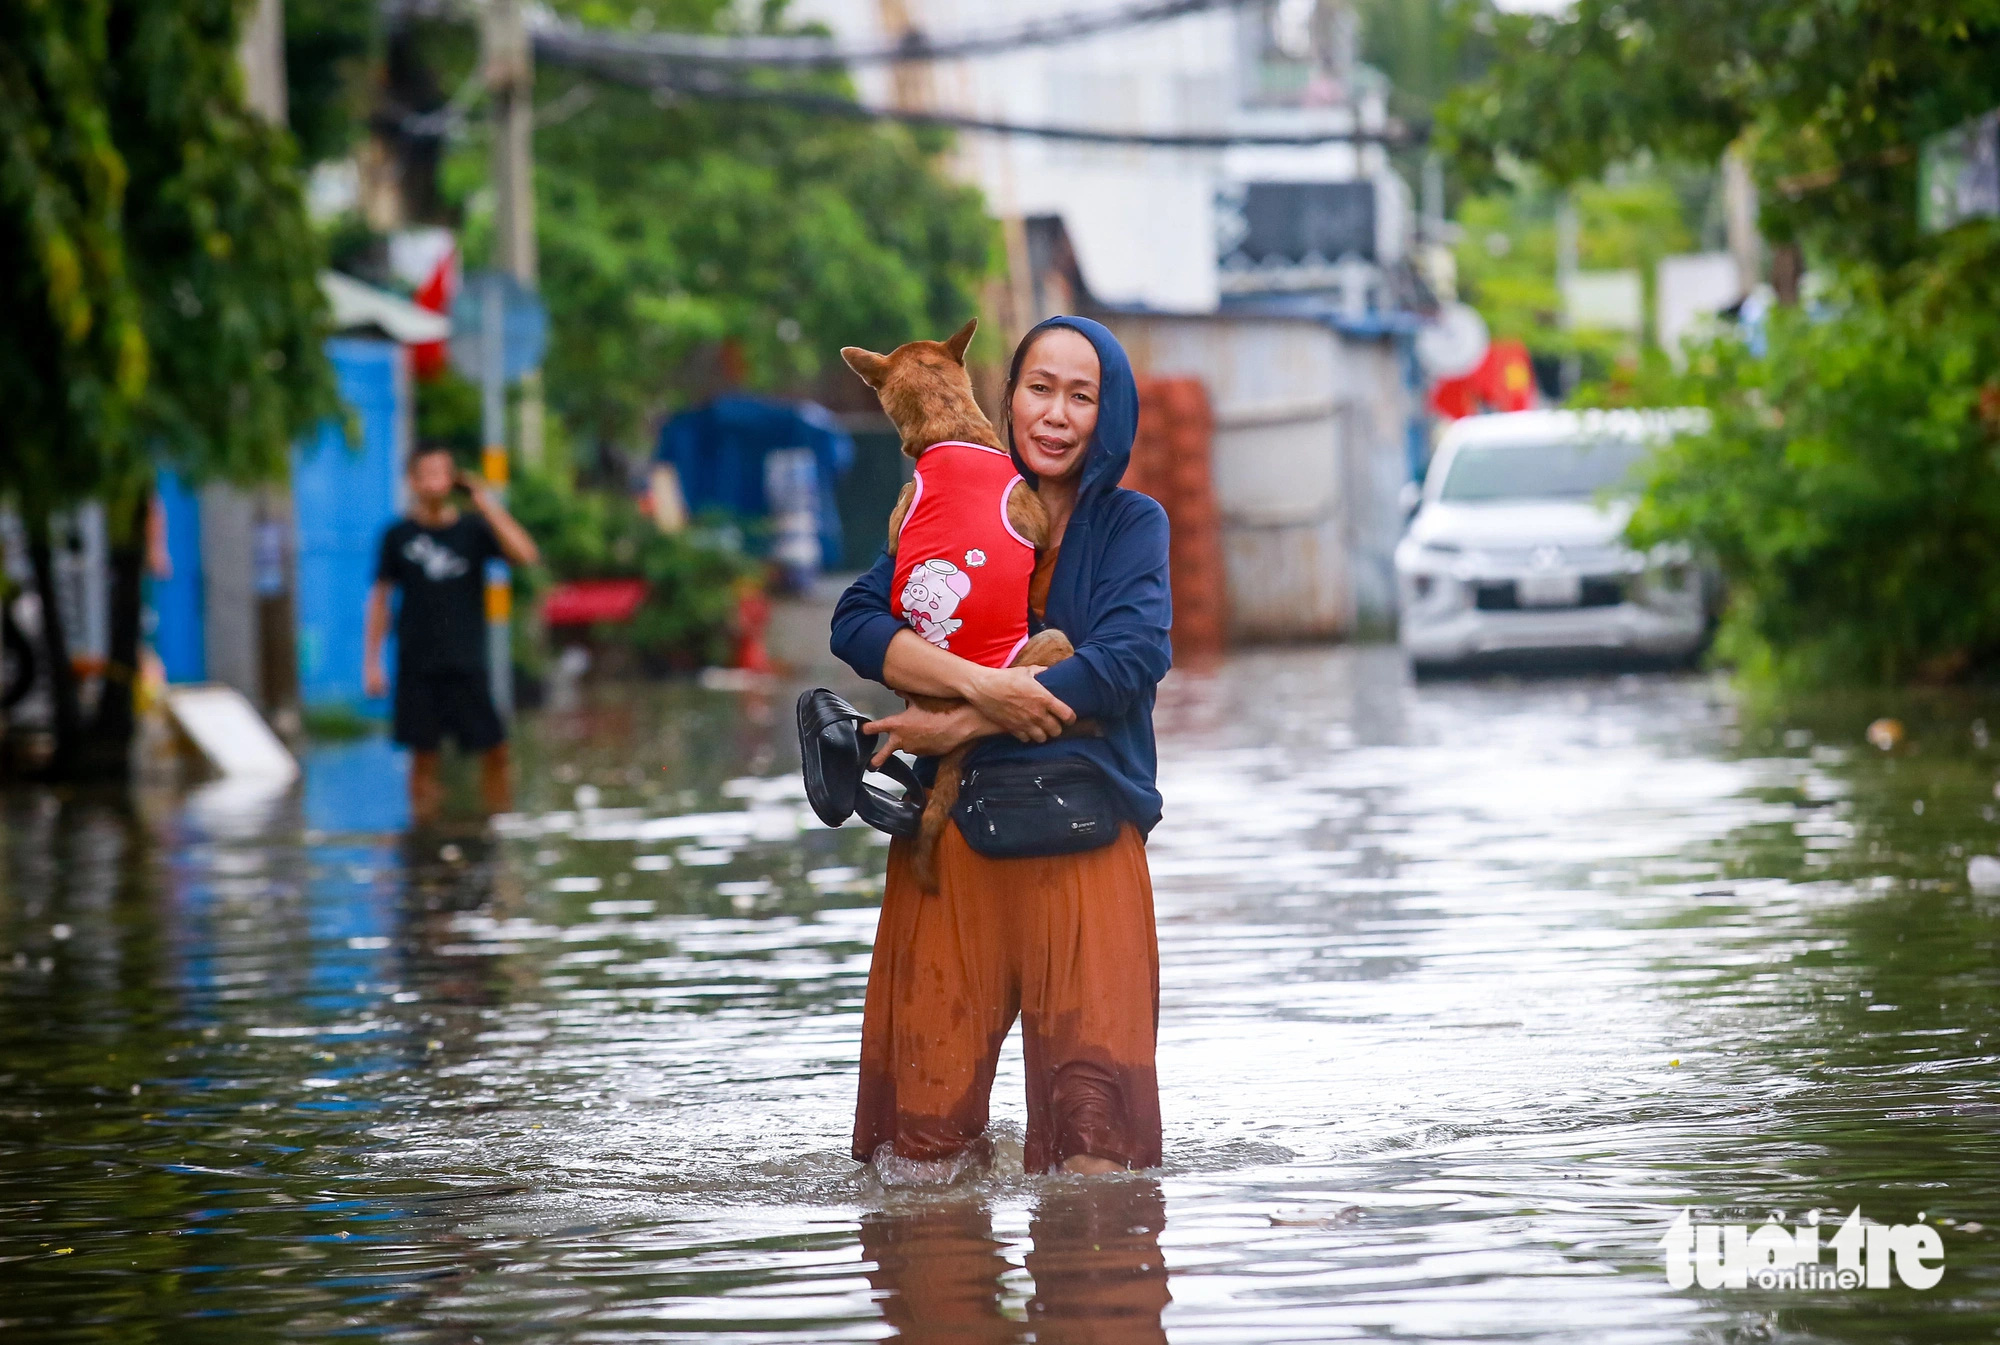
[150,339,403,704]
[151,469,206,683]
[293,338,401,712]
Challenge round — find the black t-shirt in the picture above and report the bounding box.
[374,513,500,674]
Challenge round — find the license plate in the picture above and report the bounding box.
[1518,572,1582,607]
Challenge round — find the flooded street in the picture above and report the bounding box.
[4,645,1998,1341]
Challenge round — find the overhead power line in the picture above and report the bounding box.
[531,43,1419,149]
[528,0,1255,69]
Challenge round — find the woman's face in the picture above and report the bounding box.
[1009,328,1101,482]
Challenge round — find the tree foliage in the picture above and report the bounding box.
[111,0,341,489]
[1625,226,2000,686]
[1356,0,1495,131]
[1454,170,1693,371]
[1437,0,2000,269]
[1,0,338,517]
[508,471,757,669]
[488,84,996,446]
[282,0,377,167]
[337,0,999,450]
[0,0,148,521]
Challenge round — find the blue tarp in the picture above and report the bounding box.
[654,395,853,566]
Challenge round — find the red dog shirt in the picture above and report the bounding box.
[891,441,1036,669]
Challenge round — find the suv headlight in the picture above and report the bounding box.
[1636,543,1697,604]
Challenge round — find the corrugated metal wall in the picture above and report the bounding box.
[1110,312,1413,642]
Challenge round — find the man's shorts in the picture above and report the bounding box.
[392,668,505,753]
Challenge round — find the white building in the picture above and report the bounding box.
[788,0,1412,316]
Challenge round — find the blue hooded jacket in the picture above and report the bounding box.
[828,316,1173,833]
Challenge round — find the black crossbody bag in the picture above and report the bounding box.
[952,756,1123,860]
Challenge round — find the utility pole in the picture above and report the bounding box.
[479,0,538,719]
[234,0,302,734]
[484,0,544,474]
[875,0,937,117]
[238,0,287,125]
[1555,194,1580,399]
[1721,147,1761,300]
[478,273,513,721]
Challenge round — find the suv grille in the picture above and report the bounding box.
[1473,578,1626,611]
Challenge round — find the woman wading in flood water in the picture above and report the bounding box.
[830,317,1173,1176]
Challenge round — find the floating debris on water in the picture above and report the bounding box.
[1270,1206,1362,1228]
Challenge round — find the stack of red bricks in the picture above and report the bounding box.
[1123,377,1226,658]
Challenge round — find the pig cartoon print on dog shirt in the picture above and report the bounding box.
[901,559,972,648]
[889,441,1037,669]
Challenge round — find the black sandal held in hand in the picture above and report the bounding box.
[795,688,928,839]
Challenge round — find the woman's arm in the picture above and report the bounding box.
[829,550,905,682]
[831,550,1075,742]
[1033,496,1173,719]
[880,630,1073,742]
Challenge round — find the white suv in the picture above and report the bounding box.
[1395,410,1712,672]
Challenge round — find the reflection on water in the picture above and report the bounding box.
[2,648,1998,1341]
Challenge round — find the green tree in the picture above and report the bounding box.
[1436,0,2000,271]
[1,0,338,778]
[286,0,995,464]
[499,88,995,449]
[447,0,995,452]
[304,0,996,453]
[0,0,149,526]
[281,0,377,167]
[1356,0,1495,131]
[1626,228,2000,687]
[114,0,339,491]
[1453,169,1694,376]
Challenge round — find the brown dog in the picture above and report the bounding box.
[841,318,1081,893]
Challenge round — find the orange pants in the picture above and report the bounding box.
[854,821,1162,1173]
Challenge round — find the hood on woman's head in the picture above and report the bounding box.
[1009,315,1138,501]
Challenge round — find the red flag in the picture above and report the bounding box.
[411,245,458,381]
[1428,337,1537,419]
[1480,338,1536,412]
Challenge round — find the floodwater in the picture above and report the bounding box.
[3,646,1998,1342]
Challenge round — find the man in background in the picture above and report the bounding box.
[364,446,539,823]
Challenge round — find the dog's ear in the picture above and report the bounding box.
[841,346,889,388]
[943,318,977,365]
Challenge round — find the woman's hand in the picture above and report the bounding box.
[962,664,1075,743]
[864,702,989,766]
[874,629,1075,742]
